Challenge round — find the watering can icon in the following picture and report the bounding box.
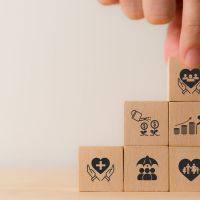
[131,110,151,122]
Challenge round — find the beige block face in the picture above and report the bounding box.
[168,58,200,102]
[79,146,123,192]
[169,102,200,146]
[170,147,200,192]
[124,146,169,192]
[124,101,168,146]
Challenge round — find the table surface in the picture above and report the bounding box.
[0,168,199,200]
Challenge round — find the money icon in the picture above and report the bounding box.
[131,110,160,136]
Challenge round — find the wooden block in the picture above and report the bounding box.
[169,102,200,146]
[79,146,123,192]
[124,146,169,192]
[124,101,168,146]
[168,58,200,102]
[170,147,200,192]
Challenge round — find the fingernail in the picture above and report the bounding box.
[184,48,200,68]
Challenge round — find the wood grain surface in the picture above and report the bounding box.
[0,168,199,199]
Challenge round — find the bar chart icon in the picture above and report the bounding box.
[174,117,199,135]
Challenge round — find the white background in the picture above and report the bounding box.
[0,0,167,167]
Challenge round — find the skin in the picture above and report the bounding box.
[98,0,200,68]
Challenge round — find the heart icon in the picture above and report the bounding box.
[91,158,110,174]
[180,69,200,89]
[179,159,200,181]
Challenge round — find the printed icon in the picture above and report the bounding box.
[178,68,200,94]
[137,156,158,180]
[131,110,160,136]
[179,159,200,181]
[87,158,114,182]
[174,115,200,135]
[92,158,110,174]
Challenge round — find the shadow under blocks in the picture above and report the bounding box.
[79,57,200,192]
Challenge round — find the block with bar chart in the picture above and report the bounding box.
[173,117,200,135]
[169,102,200,149]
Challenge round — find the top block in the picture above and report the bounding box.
[168,58,200,102]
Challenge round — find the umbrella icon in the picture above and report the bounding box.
[137,156,158,166]
[137,156,158,181]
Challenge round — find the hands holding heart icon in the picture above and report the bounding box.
[178,69,200,94]
[87,158,115,182]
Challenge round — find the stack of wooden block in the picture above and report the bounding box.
[79,58,200,192]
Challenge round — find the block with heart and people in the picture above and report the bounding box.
[168,58,200,102]
[78,57,200,192]
[170,147,200,192]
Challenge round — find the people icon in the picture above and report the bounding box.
[194,74,199,80]
[182,73,199,83]
[182,74,188,80]
[178,68,200,95]
[182,162,200,175]
[179,159,200,181]
[137,156,158,181]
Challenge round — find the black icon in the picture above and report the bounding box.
[131,110,151,122]
[131,110,160,136]
[137,156,158,180]
[92,158,110,174]
[150,120,159,136]
[174,115,200,135]
[179,159,200,181]
[87,158,114,182]
[140,122,148,136]
[178,68,200,94]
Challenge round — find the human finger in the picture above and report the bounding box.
[180,0,200,68]
[98,0,119,5]
[120,0,143,19]
[143,0,176,24]
[164,9,182,61]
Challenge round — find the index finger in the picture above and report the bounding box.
[180,0,200,68]
[98,0,119,5]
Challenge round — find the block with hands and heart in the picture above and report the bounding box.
[79,146,123,192]
[168,58,200,102]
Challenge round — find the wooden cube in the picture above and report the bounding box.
[79,146,123,192]
[169,102,200,146]
[124,101,168,146]
[168,58,200,102]
[124,146,169,192]
[170,147,200,192]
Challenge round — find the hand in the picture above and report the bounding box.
[178,78,188,94]
[87,165,99,181]
[98,0,200,68]
[103,165,114,181]
[194,81,200,94]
